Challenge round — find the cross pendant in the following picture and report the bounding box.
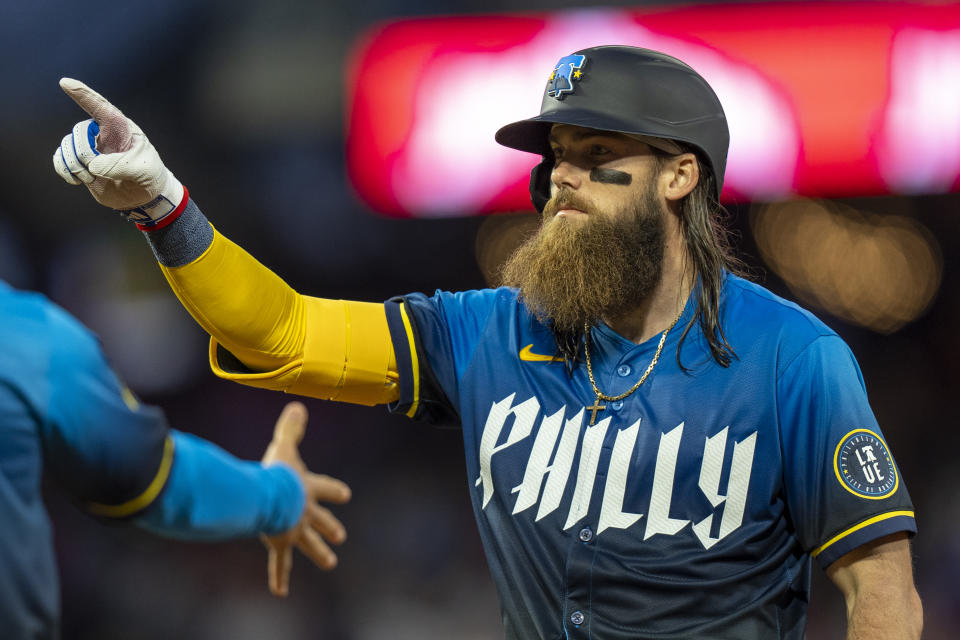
[587,398,607,426]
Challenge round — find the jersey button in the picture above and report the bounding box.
[611,400,624,411]
[570,611,585,626]
[578,527,593,542]
[617,364,632,377]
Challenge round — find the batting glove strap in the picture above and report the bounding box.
[131,184,190,231]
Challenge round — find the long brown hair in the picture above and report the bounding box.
[551,148,743,370]
[670,149,744,369]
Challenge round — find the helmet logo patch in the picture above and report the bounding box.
[547,54,586,100]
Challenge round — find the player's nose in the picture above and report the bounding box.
[551,159,584,191]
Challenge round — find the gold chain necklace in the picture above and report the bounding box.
[583,310,684,425]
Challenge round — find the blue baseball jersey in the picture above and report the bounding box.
[384,273,915,640]
[0,281,303,638]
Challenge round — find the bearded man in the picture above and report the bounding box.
[54,46,921,639]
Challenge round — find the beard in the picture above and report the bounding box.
[499,185,666,335]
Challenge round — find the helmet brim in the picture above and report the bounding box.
[495,110,684,157]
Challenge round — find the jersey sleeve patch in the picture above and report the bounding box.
[833,429,899,499]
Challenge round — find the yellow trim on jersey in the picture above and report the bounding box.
[120,385,140,411]
[162,226,398,405]
[87,435,175,518]
[811,510,915,558]
[399,302,420,418]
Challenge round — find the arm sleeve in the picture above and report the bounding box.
[777,335,916,568]
[133,431,304,540]
[41,305,303,538]
[42,305,172,513]
[144,199,399,405]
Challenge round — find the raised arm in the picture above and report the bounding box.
[53,79,398,405]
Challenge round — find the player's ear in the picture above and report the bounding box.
[660,153,699,201]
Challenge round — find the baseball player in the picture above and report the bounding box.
[53,46,920,639]
[0,281,350,638]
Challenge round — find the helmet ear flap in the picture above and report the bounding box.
[529,157,554,213]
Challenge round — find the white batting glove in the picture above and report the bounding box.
[53,78,187,228]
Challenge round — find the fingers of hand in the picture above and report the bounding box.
[308,502,347,545]
[85,133,154,182]
[59,79,133,153]
[60,78,119,124]
[307,473,352,505]
[54,120,99,185]
[267,541,294,597]
[72,119,100,165]
[52,143,80,185]
[272,401,308,444]
[296,525,338,570]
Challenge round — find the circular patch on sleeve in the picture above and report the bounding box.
[833,429,899,499]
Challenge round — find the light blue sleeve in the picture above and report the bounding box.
[133,430,305,541]
[15,290,304,541]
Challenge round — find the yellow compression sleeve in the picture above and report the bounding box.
[159,228,400,405]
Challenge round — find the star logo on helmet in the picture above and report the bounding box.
[547,54,586,100]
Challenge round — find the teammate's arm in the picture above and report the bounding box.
[52,79,399,406]
[40,303,350,577]
[825,532,922,640]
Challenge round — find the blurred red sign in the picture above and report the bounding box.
[346,3,960,217]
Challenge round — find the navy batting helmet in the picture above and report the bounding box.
[495,45,729,212]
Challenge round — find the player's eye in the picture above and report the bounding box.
[550,146,564,161]
[589,144,611,156]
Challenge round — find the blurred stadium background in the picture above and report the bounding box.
[3,0,958,637]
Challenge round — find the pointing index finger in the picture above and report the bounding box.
[59,78,132,153]
[60,78,119,121]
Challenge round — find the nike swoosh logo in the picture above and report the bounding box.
[519,344,562,363]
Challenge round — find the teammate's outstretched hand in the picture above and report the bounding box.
[260,402,351,597]
[52,78,186,228]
